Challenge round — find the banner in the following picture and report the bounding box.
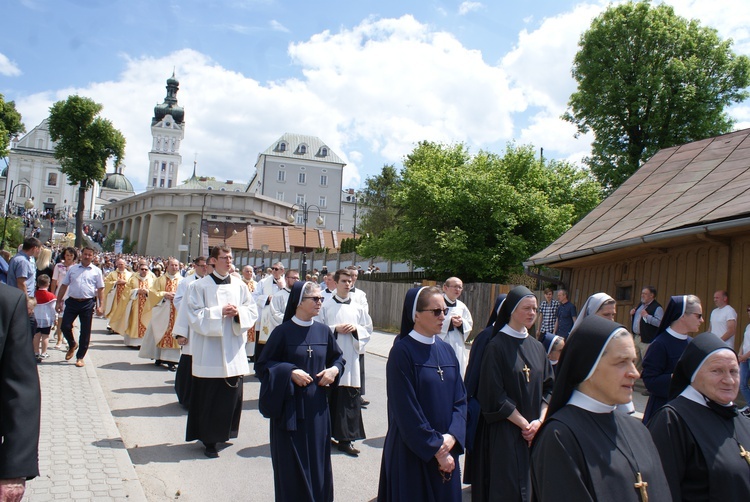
[114,239,124,255]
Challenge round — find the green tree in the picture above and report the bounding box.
[0,94,25,159]
[358,142,601,282]
[48,96,126,247]
[565,1,750,192]
[358,164,401,238]
[101,231,137,254]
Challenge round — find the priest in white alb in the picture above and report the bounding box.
[438,276,473,376]
[139,257,182,371]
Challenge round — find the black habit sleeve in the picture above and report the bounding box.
[0,285,41,479]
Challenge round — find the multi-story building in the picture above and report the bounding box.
[248,134,347,231]
[146,73,185,190]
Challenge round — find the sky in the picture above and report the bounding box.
[2,0,750,193]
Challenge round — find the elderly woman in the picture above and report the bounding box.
[641,295,702,423]
[648,332,750,500]
[531,316,670,501]
[472,286,554,501]
[378,286,467,502]
[256,281,344,502]
[569,292,616,335]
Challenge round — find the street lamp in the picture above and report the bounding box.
[187,223,197,262]
[214,221,237,245]
[261,243,269,270]
[1,181,34,249]
[288,202,323,278]
[198,192,211,257]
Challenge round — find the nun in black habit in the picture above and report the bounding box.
[530,315,670,502]
[462,294,506,485]
[255,281,345,502]
[472,286,554,502]
[648,332,750,500]
[378,286,467,502]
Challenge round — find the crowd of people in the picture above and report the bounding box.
[2,237,750,501]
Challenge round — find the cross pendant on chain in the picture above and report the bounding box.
[436,365,444,381]
[634,472,648,502]
[307,345,313,358]
[522,364,530,383]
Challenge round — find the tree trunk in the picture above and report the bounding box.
[75,184,86,248]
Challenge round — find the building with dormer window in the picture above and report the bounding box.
[248,133,346,231]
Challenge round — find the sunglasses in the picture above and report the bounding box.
[302,296,324,303]
[139,268,149,271]
[272,267,283,271]
[418,308,449,317]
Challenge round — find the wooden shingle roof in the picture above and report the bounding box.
[526,128,750,266]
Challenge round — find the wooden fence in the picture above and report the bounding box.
[356,281,523,332]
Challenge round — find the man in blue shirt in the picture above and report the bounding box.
[6,238,42,296]
[554,289,577,339]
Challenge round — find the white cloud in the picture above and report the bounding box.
[0,53,22,77]
[458,1,483,16]
[270,20,290,33]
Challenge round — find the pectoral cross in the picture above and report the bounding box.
[437,365,444,381]
[740,445,750,466]
[522,364,530,383]
[307,345,313,358]
[634,472,648,502]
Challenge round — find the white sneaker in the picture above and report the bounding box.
[41,353,50,359]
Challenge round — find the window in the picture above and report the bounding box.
[152,178,157,186]
[277,170,286,182]
[320,147,328,157]
[299,144,307,154]
[47,172,58,186]
[161,162,166,172]
[615,280,635,303]
[296,194,305,205]
[160,179,165,187]
[276,192,285,202]
[296,213,304,225]
[278,142,287,152]
[168,180,172,188]
[220,187,226,191]
[298,172,306,184]
[319,196,327,207]
[46,197,53,203]
[320,175,328,186]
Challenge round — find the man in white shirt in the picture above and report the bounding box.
[709,290,737,346]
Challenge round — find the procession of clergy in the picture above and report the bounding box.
[101,248,750,501]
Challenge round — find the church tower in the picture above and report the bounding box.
[147,73,185,189]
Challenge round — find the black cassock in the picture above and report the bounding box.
[256,319,345,502]
[648,396,750,501]
[378,335,467,502]
[472,330,553,501]
[531,405,671,501]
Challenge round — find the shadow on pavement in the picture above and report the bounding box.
[128,442,203,464]
[236,443,271,458]
[111,401,187,418]
[362,436,385,449]
[113,385,178,395]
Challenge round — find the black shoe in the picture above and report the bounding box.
[360,397,370,408]
[204,443,219,458]
[337,441,360,457]
[167,363,176,372]
[155,359,163,366]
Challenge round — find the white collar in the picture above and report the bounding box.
[500,324,528,339]
[680,385,709,407]
[212,271,230,280]
[333,294,350,302]
[408,329,435,345]
[568,390,617,414]
[166,273,178,280]
[666,326,689,340]
[291,316,313,327]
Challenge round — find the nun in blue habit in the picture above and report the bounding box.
[255,281,345,502]
[378,286,467,502]
[641,295,702,424]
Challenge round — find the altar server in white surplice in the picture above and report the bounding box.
[253,261,286,362]
[438,276,473,377]
[269,269,300,328]
[319,268,372,456]
[183,246,258,459]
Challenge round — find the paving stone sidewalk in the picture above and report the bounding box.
[23,331,147,502]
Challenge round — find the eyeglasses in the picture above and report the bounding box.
[272,267,283,271]
[139,267,149,271]
[418,308,449,317]
[287,277,300,281]
[217,256,233,261]
[448,285,463,289]
[302,296,324,303]
[687,312,703,320]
